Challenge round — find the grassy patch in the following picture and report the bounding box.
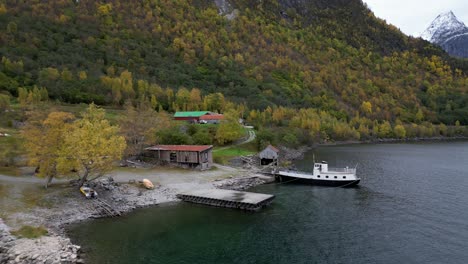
[11,225,48,239]
[213,143,257,164]
[0,166,22,176]
[213,147,255,157]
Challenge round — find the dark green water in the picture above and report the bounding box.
[69,142,468,264]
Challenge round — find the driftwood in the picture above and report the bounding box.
[90,198,121,218]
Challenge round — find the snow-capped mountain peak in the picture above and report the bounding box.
[420,11,468,58]
[421,11,467,42]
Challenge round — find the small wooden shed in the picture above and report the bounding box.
[145,145,213,170]
[259,145,279,166]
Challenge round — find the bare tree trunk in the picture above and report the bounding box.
[78,169,89,187]
[44,174,53,189]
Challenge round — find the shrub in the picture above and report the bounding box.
[192,131,212,145]
[282,132,299,147]
[255,128,275,150]
[157,129,192,145]
[11,225,48,239]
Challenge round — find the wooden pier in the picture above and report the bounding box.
[177,189,275,211]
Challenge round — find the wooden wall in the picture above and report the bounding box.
[145,148,213,170]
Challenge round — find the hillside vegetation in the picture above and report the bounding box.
[0,0,467,134]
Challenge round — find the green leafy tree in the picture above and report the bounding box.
[215,110,243,145]
[0,94,10,111]
[192,131,213,145]
[158,129,192,145]
[255,129,275,150]
[0,136,22,167]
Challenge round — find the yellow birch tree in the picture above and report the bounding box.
[22,111,75,188]
[57,104,126,187]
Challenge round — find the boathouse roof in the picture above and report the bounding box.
[146,145,213,152]
[264,145,279,153]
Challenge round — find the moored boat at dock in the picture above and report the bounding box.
[276,161,360,187]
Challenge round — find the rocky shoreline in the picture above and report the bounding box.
[1,218,82,264]
[319,135,468,146]
[0,172,272,264]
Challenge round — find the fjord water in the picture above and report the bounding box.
[69,142,468,264]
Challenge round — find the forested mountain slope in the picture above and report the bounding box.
[0,0,467,124]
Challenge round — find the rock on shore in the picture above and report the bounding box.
[0,219,15,263]
[278,146,312,161]
[214,175,274,191]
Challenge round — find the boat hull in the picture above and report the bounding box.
[275,175,360,187]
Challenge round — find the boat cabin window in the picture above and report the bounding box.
[325,176,329,178]
[334,176,337,179]
[317,175,320,178]
[343,176,346,179]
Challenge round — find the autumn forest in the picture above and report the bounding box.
[1,0,468,154]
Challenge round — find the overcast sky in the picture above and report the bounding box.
[362,0,468,37]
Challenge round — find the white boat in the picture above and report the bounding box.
[276,161,360,187]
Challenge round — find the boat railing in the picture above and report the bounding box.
[278,167,356,175]
[277,170,313,176]
[327,167,356,173]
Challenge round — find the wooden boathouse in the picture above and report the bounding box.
[145,145,213,170]
[259,145,279,166]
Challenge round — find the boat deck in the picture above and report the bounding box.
[177,189,275,211]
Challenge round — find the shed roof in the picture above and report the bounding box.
[200,114,224,120]
[146,145,213,152]
[265,145,279,153]
[174,111,210,118]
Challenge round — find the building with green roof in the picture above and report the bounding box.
[174,111,211,121]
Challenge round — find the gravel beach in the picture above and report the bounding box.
[0,165,274,263]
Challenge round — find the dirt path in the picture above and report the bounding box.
[215,128,256,152]
[0,174,44,183]
[244,129,256,144]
